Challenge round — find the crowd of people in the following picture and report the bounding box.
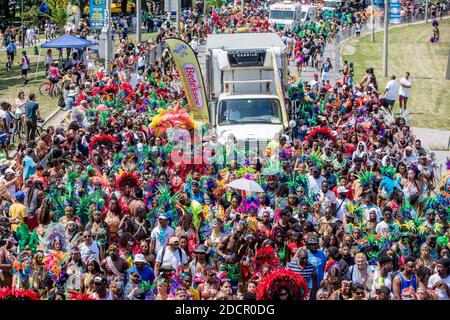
[0,2,449,301]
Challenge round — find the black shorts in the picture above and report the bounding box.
[21,68,29,76]
[399,95,408,103]
[7,53,14,61]
[50,77,59,84]
[386,99,395,106]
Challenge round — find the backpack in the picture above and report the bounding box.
[58,95,66,108]
[7,44,14,54]
[324,63,330,73]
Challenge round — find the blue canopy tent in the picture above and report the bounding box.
[41,34,96,49]
[35,34,97,79]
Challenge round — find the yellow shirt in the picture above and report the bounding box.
[9,203,27,232]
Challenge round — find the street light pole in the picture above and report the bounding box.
[136,0,142,42]
[105,0,112,73]
[21,0,24,49]
[383,0,389,77]
[176,0,180,33]
[371,0,375,42]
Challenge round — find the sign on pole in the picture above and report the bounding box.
[90,0,106,29]
[389,0,401,24]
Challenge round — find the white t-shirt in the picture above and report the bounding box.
[150,225,175,254]
[335,198,350,221]
[319,190,337,207]
[155,246,188,270]
[44,54,52,65]
[370,269,393,297]
[375,220,391,235]
[137,56,145,68]
[308,175,325,194]
[79,241,100,264]
[384,79,399,101]
[0,109,7,121]
[428,273,450,300]
[399,77,412,97]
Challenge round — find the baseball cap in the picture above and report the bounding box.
[133,288,146,300]
[94,275,107,285]
[133,254,147,264]
[306,237,319,245]
[193,245,209,254]
[337,186,349,193]
[169,236,180,245]
[158,213,168,220]
[15,191,25,200]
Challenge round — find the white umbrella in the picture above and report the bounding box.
[227,178,264,193]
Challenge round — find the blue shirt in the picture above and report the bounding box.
[308,250,327,287]
[25,101,39,121]
[6,43,15,54]
[23,155,36,181]
[126,265,155,285]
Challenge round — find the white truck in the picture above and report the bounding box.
[269,1,303,30]
[205,33,289,160]
[300,4,318,24]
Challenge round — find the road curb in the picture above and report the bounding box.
[43,107,65,127]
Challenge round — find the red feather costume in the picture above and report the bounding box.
[256,268,309,301]
[305,126,337,144]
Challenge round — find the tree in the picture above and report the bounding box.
[120,0,128,16]
[42,0,71,33]
[23,6,42,27]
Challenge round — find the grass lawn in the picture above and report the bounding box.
[0,32,157,119]
[341,19,450,130]
[0,48,54,119]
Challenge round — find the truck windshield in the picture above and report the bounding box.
[301,11,308,20]
[218,98,282,125]
[269,10,294,20]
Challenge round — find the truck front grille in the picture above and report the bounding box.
[241,139,270,163]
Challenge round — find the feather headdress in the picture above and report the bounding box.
[89,134,118,157]
[115,172,141,191]
[357,169,376,191]
[0,288,40,300]
[149,102,195,136]
[305,126,336,144]
[251,246,280,273]
[256,268,309,301]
